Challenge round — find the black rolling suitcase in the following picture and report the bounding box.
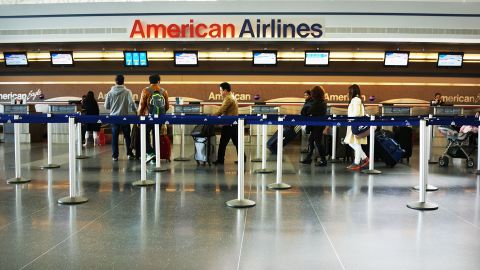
[268,126,301,154]
[393,126,413,162]
[375,130,405,167]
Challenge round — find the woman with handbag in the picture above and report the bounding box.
[344,84,369,170]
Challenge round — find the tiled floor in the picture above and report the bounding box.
[0,142,479,270]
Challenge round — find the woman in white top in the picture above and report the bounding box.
[344,84,369,170]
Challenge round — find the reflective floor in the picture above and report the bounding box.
[0,142,479,270]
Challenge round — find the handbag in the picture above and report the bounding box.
[350,102,373,138]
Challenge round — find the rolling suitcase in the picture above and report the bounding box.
[193,136,217,166]
[160,135,171,162]
[268,125,301,154]
[393,126,413,162]
[375,130,405,167]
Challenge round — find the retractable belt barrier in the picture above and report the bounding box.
[1,113,478,210]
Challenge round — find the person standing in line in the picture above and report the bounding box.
[137,74,170,163]
[300,89,315,163]
[301,86,328,166]
[213,82,242,165]
[104,75,137,161]
[344,84,369,170]
[430,92,445,106]
[82,91,101,146]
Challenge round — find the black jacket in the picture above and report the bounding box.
[301,99,314,116]
[82,99,100,115]
[308,99,327,117]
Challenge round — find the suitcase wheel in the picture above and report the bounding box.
[196,161,200,166]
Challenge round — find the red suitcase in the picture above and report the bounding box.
[160,135,171,162]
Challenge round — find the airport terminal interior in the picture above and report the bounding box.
[1,0,480,269]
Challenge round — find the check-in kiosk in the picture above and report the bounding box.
[173,103,203,161]
[250,105,279,136]
[431,106,463,116]
[49,104,77,143]
[1,104,44,143]
[381,106,412,117]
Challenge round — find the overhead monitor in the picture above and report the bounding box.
[50,51,74,66]
[253,50,277,66]
[437,52,463,67]
[3,52,29,67]
[124,51,148,67]
[384,51,409,67]
[305,50,329,66]
[174,51,198,66]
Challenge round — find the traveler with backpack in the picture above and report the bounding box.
[137,74,170,163]
[104,75,137,161]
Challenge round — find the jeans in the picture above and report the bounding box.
[111,124,133,158]
[306,126,326,161]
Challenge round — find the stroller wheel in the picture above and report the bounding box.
[439,156,449,167]
[466,158,474,168]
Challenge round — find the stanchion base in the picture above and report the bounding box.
[473,170,480,175]
[40,164,60,169]
[362,169,382,174]
[173,157,190,162]
[58,196,88,205]
[329,159,342,163]
[76,155,89,159]
[251,158,262,162]
[148,167,169,172]
[132,179,155,187]
[7,177,31,184]
[412,185,439,192]
[254,168,274,174]
[226,199,256,208]
[267,183,292,190]
[406,201,438,211]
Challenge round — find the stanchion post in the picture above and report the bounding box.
[58,117,88,204]
[330,114,342,163]
[174,112,190,161]
[255,115,273,174]
[362,115,381,174]
[150,117,168,172]
[133,118,155,186]
[476,123,480,175]
[268,117,291,190]
[41,119,60,169]
[428,114,438,164]
[75,122,88,159]
[251,115,262,162]
[7,115,31,184]
[227,118,256,208]
[407,119,438,210]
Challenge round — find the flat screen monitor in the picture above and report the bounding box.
[4,52,29,67]
[437,52,463,67]
[384,51,409,67]
[174,51,198,66]
[50,52,74,66]
[253,50,277,66]
[124,51,148,67]
[305,51,329,66]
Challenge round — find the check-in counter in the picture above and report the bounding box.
[49,105,77,143]
[173,104,203,145]
[1,104,45,143]
[381,106,412,117]
[250,105,279,136]
[431,106,464,147]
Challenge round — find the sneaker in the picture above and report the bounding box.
[346,163,357,170]
[315,160,327,167]
[348,164,362,171]
[146,153,155,163]
[360,157,369,168]
[127,155,135,160]
[300,159,312,164]
[112,157,118,161]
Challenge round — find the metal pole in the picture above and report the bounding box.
[41,121,60,169]
[133,120,155,186]
[407,119,438,210]
[255,115,273,174]
[58,117,88,204]
[7,116,31,184]
[268,117,291,190]
[475,123,480,175]
[150,122,168,172]
[362,115,381,174]
[428,114,438,164]
[227,118,255,208]
[174,113,190,161]
[330,114,341,163]
[251,118,262,162]
[75,123,88,159]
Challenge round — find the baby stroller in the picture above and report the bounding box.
[437,126,475,168]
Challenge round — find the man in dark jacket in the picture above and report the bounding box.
[300,90,315,162]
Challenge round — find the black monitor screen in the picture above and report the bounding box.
[4,52,29,67]
[124,51,148,67]
[174,51,198,66]
[384,51,409,67]
[305,51,329,66]
[253,51,277,66]
[437,52,463,67]
[50,52,74,66]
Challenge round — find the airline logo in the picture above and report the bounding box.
[130,18,323,39]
